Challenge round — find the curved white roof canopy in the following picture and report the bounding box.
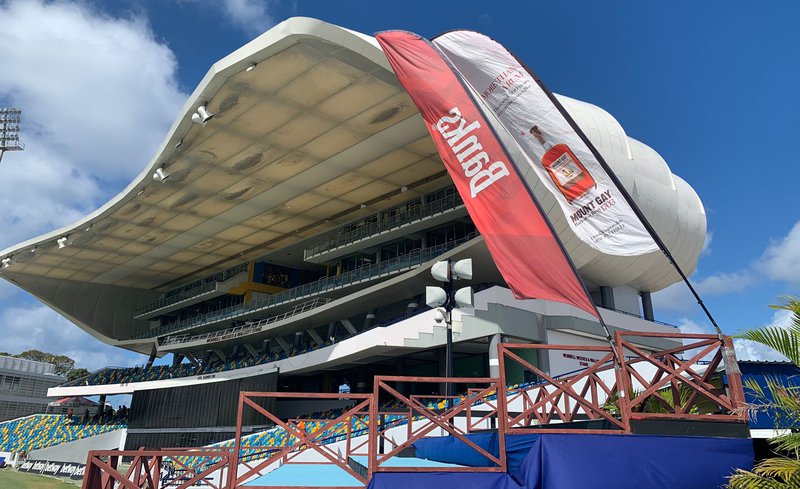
[0,18,705,351]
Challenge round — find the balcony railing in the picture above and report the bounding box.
[130,233,478,340]
[605,307,678,328]
[304,192,464,260]
[161,298,331,347]
[134,263,249,318]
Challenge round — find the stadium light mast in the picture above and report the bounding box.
[426,258,474,400]
[0,108,24,165]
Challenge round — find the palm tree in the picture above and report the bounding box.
[728,296,800,488]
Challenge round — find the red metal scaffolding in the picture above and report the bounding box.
[80,332,746,489]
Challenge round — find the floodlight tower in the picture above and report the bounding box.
[0,108,24,164]
[426,258,474,399]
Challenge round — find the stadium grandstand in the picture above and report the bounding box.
[0,411,126,454]
[0,16,715,471]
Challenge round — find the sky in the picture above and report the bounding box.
[0,0,798,374]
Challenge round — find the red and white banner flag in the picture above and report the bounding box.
[376,31,598,318]
[433,31,658,257]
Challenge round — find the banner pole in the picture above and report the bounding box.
[426,39,624,366]
[500,42,739,376]
[499,48,725,338]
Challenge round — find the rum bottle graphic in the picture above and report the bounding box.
[530,125,595,202]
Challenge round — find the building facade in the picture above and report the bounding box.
[0,18,707,446]
[0,355,64,422]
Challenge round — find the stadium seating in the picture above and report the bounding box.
[62,306,436,388]
[63,343,329,388]
[0,412,127,453]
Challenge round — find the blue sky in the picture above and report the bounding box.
[0,0,798,373]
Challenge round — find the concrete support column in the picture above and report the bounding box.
[488,333,503,379]
[327,322,337,342]
[306,328,324,346]
[357,368,368,394]
[275,337,291,353]
[395,357,406,395]
[171,353,184,367]
[363,310,376,330]
[185,353,200,367]
[340,319,358,336]
[406,295,420,318]
[98,394,106,414]
[213,349,226,363]
[145,345,157,369]
[600,286,615,310]
[641,291,655,321]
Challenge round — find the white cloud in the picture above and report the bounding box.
[696,270,754,295]
[677,314,791,363]
[652,270,754,313]
[218,0,276,37]
[700,230,713,257]
[677,317,711,335]
[0,1,185,370]
[0,304,144,370]
[0,0,185,248]
[757,220,800,287]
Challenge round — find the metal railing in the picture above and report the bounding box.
[135,263,249,318]
[79,332,746,487]
[304,192,464,260]
[132,234,477,340]
[161,298,331,347]
[605,307,678,329]
[57,365,129,388]
[498,332,747,435]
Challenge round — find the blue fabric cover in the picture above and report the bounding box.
[409,433,753,489]
[413,432,499,467]
[369,472,512,489]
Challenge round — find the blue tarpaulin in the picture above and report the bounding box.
[394,433,754,489]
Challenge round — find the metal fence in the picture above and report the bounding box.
[304,192,464,260]
[132,234,477,340]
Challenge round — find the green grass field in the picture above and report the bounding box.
[0,469,79,488]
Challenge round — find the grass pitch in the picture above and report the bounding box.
[0,469,78,488]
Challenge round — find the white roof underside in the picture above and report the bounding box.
[0,18,706,350]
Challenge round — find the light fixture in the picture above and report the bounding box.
[425,286,448,308]
[0,107,24,165]
[1,257,11,268]
[153,167,170,182]
[191,105,214,125]
[245,63,257,72]
[400,186,408,193]
[453,287,474,308]
[57,237,69,249]
[428,258,475,401]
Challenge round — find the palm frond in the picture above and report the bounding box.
[769,296,800,342]
[737,327,800,365]
[727,296,800,489]
[771,433,800,456]
[728,468,792,488]
[752,457,800,482]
